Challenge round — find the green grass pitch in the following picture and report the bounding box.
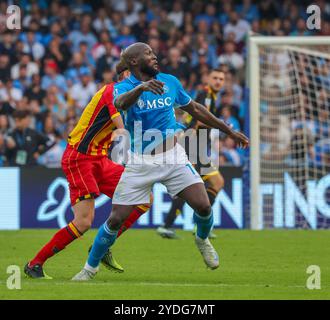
[0,229,329,300]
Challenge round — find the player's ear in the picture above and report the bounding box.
[130,58,138,66]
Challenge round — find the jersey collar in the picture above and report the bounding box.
[128,73,159,85]
[127,73,141,85]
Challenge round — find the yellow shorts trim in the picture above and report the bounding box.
[202,170,220,181]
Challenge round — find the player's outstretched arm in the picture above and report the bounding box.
[114,79,164,110]
[181,100,249,148]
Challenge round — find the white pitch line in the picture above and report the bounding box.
[0,280,316,289]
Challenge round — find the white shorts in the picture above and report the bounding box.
[112,143,204,205]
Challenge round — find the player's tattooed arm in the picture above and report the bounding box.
[114,80,164,110]
[181,100,249,148]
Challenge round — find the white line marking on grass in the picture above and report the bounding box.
[0,280,314,289]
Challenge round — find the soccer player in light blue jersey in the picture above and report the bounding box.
[73,43,249,280]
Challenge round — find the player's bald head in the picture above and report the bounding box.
[122,42,151,67]
[121,42,159,77]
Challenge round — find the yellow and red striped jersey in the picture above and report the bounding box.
[68,83,120,156]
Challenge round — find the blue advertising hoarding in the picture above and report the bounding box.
[0,167,243,230]
[1,168,329,230]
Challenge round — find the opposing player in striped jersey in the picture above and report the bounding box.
[24,62,151,279]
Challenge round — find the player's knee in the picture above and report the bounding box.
[73,217,92,233]
[195,202,212,216]
[107,215,123,230]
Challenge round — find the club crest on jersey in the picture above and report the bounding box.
[137,98,145,109]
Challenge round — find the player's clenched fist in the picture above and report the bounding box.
[229,131,250,149]
[139,79,164,95]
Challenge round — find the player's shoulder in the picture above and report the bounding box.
[103,82,115,93]
[114,77,134,89]
[196,86,209,97]
[157,72,179,83]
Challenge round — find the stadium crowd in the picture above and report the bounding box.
[0,0,329,168]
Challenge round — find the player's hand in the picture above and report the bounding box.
[5,136,16,149]
[139,79,164,95]
[229,131,249,149]
[33,152,40,159]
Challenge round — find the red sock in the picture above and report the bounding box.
[117,204,150,237]
[29,222,82,267]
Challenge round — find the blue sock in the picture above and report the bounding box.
[193,211,214,240]
[87,222,118,268]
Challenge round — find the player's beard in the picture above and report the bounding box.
[140,62,159,77]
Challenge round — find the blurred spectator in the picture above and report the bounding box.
[222,136,242,166]
[42,86,67,130]
[0,114,9,134]
[217,40,244,71]
[311,139,330,168]
[114,25,137,49]
[0,31,16,61]
[11,53,39,80]
[191,37,218,69]
[69,67,97,112]
[93,7,118,39]
[158,9,176,41]
[110,0,142,13]
[37,115,66,168]
[41,59,67,94]
[5,110,55,167]
[22,29,45,61]
[195,3,217,28]
[263,64,291,94]
[95,41,120,81]
[132,11,149,43]
[13,65,31,92]
[224,11,250,43]
[0,79,23,114]
[236,0,259,23]
[163,48,190,82]
[79,41,96,70]
[42,21,64,46]
[168,3,184,28]
[124,0,141,27]
[98,68,116,88]
[0,131,5,166]
[68,15,97,52]
[191,49,211,82]
[290,18,312,36]
[220,105,241,131]
[43,35,71,72]
[25,74,46,105]
[219,2,233,26]
[0,54,11,82]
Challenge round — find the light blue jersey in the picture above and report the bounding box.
[114,72,192,153]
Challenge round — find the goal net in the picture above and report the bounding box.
[249,36,330,229]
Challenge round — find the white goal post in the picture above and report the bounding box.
[248,36,330,230]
